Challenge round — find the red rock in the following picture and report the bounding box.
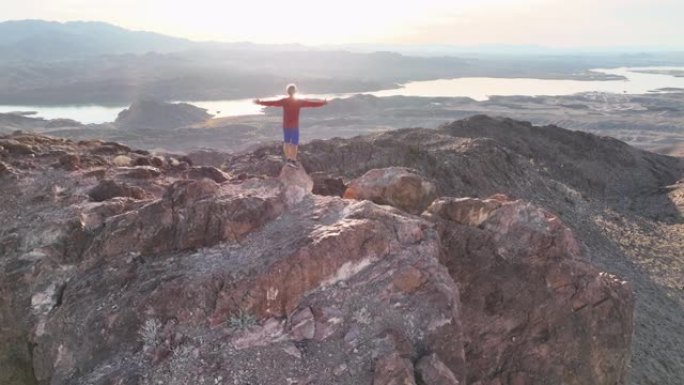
[392,266,424,293]
[121,166,161,179]
[225,152,285,177]
[133,156,153,166]
[164,179,219,205]
[80,199,145,231]
[203,198,467,383]
[187,166,229,183]
[82,168,106,180]
[231,318,286,350]
[415,354,460,385]
[83,179,284,259]
[150,156,165,168]
[88,179,145,202]
[312,306,344,341]
[90,141,130,155]
[58,154,80,171]
[289,307,315,341]
[425,197,503,226]
[167,157,190,171]
[344,167,437,214]
[78,154,108,168]
[0,160,11,175]
[373,352,416,385]
[186,150,230,168]
[0,138,35,155]
[310,171,347,196]
[278,164,314,206]
[0,130,640,385]
[430,197,633,385]
[209,201,393,322]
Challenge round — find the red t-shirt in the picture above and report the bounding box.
[258,97,326,129]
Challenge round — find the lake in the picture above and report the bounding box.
[1,66,683,124]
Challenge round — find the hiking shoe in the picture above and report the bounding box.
[286,160,298,168]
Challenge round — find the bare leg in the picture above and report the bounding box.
[286,143,294,161]
[292,145,298,162]
[282,142,288,160]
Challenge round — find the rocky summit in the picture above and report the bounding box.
[0,115,681,385]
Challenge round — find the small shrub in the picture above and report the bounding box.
[139,318,161,349]
[229,310,256,330]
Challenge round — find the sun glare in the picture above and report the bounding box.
[4,0,684,47]
[112,0,516,44]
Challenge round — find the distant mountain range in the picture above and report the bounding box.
[2,19,682,62]
[325,43,684,57]
[1,19,683,106]
[0,20,194,59]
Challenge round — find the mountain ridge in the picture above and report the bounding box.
[3,20,683,57]
[0,19,193,59]
[0,116,681,385]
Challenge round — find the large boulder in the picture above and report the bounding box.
[88,179,145,202]
[311,171,347,197]
[89,141,131,155]
[344,167,437,214]
[22,195,467,385]
[0,138,35,155]
[426,196,634,385]
[278,164,314,206]
[57,154,81,171]
[78,178,285,261]
[185,149,230,168]
[187,166,229,183]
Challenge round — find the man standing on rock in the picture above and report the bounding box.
[254,84,327,168]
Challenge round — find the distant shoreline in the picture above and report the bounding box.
[632,69,684,78]
[0,71,623,107]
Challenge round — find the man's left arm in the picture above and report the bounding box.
[300,99,328,108]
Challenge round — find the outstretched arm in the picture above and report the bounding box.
[254,98,284,107]
[300,99,328,108]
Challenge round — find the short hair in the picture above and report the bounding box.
[286,83,297,94]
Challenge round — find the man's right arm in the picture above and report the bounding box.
[254,98,284,107]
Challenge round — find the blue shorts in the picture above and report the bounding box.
[283,128,299,145]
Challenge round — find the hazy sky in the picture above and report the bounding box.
[2,0,684,47]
